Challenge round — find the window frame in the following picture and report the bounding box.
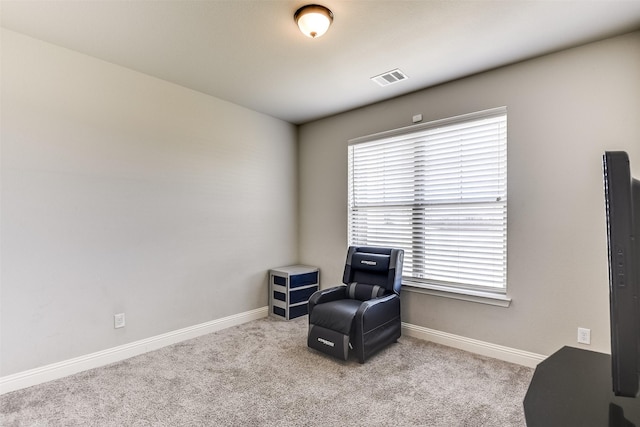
[347,107,509,305]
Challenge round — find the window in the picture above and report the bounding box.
[348,107,507,296]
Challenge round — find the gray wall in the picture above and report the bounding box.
[1,30,298,375]
[298,32,640,357]
[2,27,640,377]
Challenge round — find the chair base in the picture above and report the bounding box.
[357,316,401,362]
[308,317,402,363]
[308,324,350,360]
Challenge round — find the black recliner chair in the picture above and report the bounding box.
[307,246,404,363]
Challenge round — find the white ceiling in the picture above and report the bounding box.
[2,0,640,124]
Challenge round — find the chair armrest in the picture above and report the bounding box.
[354,293,400,333]
[308,286,347,314]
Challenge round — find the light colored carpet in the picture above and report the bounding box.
[1,316,533,426]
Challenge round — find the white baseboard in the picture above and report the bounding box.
[1,310,543,395]
[402,322,546,368]
[0,306,268,395]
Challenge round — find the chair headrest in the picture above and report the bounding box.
[350,252,390,273]
[342,246,404,295]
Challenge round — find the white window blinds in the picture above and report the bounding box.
[348,108,507,293]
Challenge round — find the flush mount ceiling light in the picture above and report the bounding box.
[294,4,333,38]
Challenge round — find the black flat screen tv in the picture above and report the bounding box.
[603,151,640,398]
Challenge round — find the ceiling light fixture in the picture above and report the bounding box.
[294,4,333,39]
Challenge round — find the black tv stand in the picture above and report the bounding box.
[524,346,639,426]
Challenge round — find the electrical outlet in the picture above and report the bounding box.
[114,313,126,329]
[577,327,590,344]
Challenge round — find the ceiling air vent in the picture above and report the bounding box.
[371,69,408,87]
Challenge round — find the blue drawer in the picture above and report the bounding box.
[290,286,318,304]
[290,271,318,288]
[289,304,308,319]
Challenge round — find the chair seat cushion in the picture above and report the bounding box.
[309,299,362,335]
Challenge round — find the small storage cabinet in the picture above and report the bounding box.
[269,265,319,320]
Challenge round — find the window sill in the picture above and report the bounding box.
[403,281,512,307]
